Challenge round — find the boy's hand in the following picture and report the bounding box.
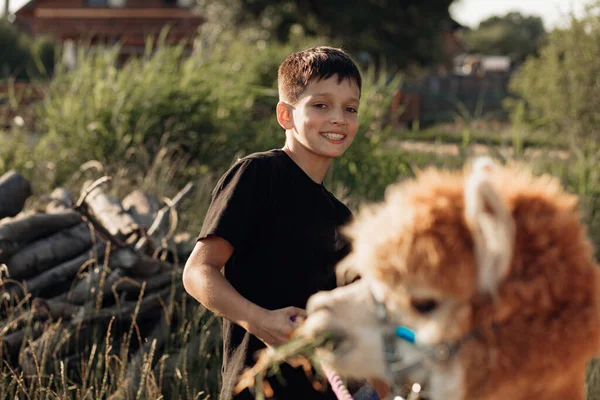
[247,306,306,347]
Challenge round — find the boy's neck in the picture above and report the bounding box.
[282,142,332,184]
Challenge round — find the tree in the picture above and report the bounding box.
[198,0,458,69]
[464,12,546,63]
[0,20,57,80]
[0,20,32,79]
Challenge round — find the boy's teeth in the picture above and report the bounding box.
[322,133,344,140]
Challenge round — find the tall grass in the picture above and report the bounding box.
[0,146,223,399]
[0,286,222,400]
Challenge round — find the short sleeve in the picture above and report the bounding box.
[198,158,267,251]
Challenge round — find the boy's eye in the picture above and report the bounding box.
[314,103,327,109]
[346,107,358,113]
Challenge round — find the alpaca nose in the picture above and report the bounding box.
[307,291,334,315]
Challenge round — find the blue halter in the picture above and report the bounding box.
[395,326,416,344]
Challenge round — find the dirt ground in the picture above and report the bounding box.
[389,139,570,160]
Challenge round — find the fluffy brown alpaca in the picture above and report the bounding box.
[299,157,600,400]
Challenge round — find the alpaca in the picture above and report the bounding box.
[298,158,600,400]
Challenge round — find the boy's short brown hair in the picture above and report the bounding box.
[277,46,362,104]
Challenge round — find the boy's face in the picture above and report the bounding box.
[280,75,360,160]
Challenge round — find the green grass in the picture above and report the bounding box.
[393,125,566,150]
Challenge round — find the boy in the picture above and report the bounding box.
[183,46,363,400]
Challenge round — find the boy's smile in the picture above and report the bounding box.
[277,75,360,179]
[320,131,346,143]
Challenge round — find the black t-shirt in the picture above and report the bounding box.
[198,149,352,400]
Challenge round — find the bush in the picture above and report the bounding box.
[33,28,410,212]
[508,1,600,141]
[36,42,214,183]
[34,29,321,184]
[0,21,56,80]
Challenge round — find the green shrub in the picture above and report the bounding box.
[508,1,600,141]
[35,42,215,183]
[0,21,56,80]
[33,28,409,209]
[0,21,34,79]
[34,29,323,184]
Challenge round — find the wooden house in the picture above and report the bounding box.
[13,0,204,57]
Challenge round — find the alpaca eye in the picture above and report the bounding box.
[410,298,439,314]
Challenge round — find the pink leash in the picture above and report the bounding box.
[290,316,354,400]
[322,364,354,400]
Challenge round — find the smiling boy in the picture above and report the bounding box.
[183,46,363,400]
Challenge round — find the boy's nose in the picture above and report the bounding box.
[329,109,346,125]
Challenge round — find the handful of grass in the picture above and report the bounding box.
[233,333,335,399]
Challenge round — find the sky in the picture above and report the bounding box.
[1,0,598,30]
[450,0,596,29]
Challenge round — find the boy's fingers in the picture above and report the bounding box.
[284,307,306,317]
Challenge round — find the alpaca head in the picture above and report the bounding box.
[299,158,600,399]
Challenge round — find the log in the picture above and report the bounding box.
[0,209,36,226]
[109,247,140,270]
[0,176,197,384]
[111,270,177,296]
[68,267,177,306]
[36,285,177,327]
[38,299,81,321]
[1,322,45,364]
[71,285,180,326]
[0,240,19,265]
[0,211,83,263]
[45,188,73,214]
[21,243,107,297]
[134,182,193,253]
[66,266,126,305]
[0,299,54,339]
[0,211,83,244]
[6,222,96,280]
[122,190,160,231]
[106,247,171,277]
[79,180,141,245]
[0,170,32,219]
[129,252,172,278]
[63,246,154,305]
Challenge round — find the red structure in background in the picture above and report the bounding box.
[13,0,204,58]
[1,1,204,129]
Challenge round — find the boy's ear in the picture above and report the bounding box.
[276,102,294,130]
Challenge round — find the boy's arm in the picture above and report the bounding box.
[183,236,304,347]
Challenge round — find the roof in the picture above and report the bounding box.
[14,0,37,17]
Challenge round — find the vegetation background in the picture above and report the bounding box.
[2,0,600,398]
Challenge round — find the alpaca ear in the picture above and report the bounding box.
[464,157,515,293]
[412,165,423,178]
